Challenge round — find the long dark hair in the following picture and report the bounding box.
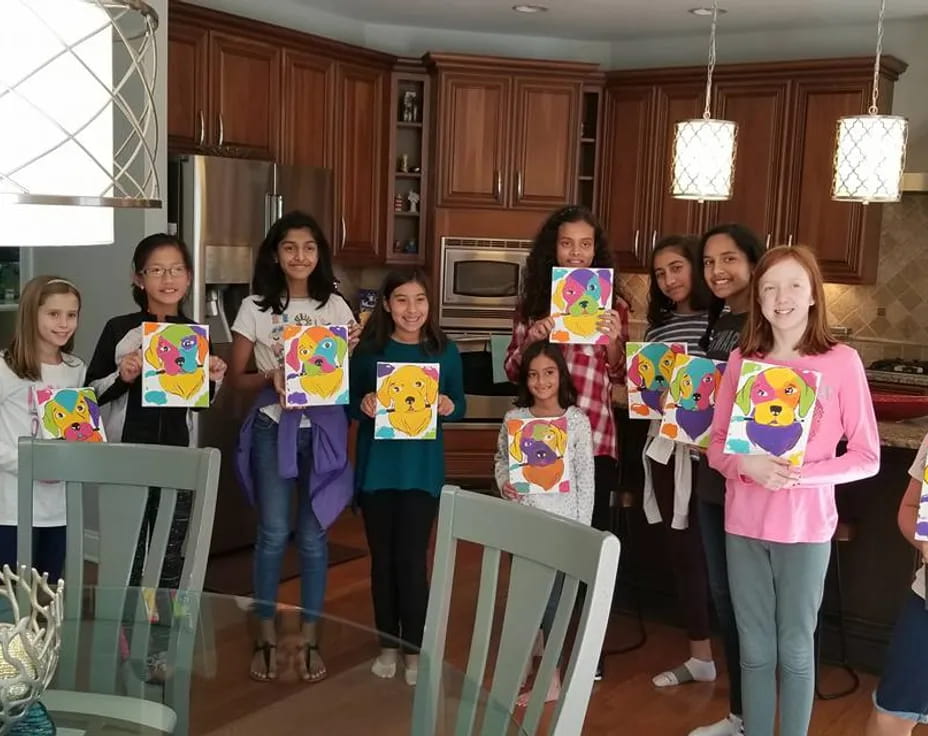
[518,205,620,322]
[699,223,764,350]
[514,341,577,409]
[252,211,339,314]
[131,233,193,313]
[646,234,712,328]
[357,269,447,356]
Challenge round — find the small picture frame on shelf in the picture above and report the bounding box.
[401,90,418,122]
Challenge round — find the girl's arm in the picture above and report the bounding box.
[493,421,510,494]
[798,352,880,486]
[86,320,130,405]
[441,343,466,422]
[706,350,747,481]
[227,333,273,391]
[605,297,630,383]
[503,318,530,383]
[348,351,372,422]
[898,476,927,557]
[572,410,596,526]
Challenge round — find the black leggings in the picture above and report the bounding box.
[591,455,618,533]
[0,525,66,583]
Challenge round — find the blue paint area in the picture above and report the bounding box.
[335,390,349,405]
[144,390,168,406]
[375,426,395,439]
[513,482,531,495]
[726,438,752,454]
[144,369,159,378]
[552,267,568,280]
[376,407,389,416]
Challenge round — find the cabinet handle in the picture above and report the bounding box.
[218,113,224,147]
[787,233,794,246]
[516,170,524,201]
[198,110,205,146]
[493,170,502,202]
[275,194,284,221]
[765,233,772,250]
[341,216,347,248]
[651,230,657,251]
[633,230,640,260]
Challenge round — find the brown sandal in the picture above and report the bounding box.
[249,642,277,682]
[299,643,327,683]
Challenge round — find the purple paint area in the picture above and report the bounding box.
[190,324,207,338]
[641,388,665,413]
[746,420,802,457]
[330,325,348,339]
[377,363,395,378]
[916,520,928,539]
[676,408,713,441]
[287,391,308,406]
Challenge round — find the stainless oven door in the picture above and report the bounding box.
[441,248,523,308]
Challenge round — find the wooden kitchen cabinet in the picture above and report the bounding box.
[167,22,209,151]
[280,49,335,168]
[443,425,499,484]
[333,62,388,264]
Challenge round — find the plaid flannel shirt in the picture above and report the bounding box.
[504,298,630,459]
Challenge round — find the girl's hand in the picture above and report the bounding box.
[527,317,555,344]
[501,482,521,501]
[738,455,800,491]
[119,351,142,383]
[920,541,928,565]
[597,309,622,344]
[360,392,377,418]
[347,322,361,354]
[271,368,287,407]
[437,394,455,417]
[208,356,227,382]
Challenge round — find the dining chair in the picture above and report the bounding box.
[413,485,620,736]
[16,438,221,736]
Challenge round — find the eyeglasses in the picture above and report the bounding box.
[141,265,188,279]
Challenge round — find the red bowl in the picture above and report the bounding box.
[871,392,928,422]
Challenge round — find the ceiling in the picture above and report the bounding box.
[274,0,928,41]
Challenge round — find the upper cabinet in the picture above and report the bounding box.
[166,22,209,151]
[428,55,595,211]
[280,49,335,169]
[602,57,905,282]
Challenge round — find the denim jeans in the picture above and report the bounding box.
[251,412,328,621]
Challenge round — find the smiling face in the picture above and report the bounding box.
[555,220,596,268]
[277,227,319,288]
[526,353,560,406]
[758,257,814,337]
[385,280,429,343]
[653,247,693,309]
[703,234,752,304]
[37,293,80,352]
[135,245,191,314]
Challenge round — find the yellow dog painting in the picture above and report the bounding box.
[374,362,439,439]
[142,322,210,407]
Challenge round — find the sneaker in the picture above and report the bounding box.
[688,714,744,736]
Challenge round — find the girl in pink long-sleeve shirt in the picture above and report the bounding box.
[707,245,880,736]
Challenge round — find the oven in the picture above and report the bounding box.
[447,330,518,422]
[439,236,532,331]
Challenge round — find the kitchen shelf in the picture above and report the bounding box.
[394,211,420,217]
[397,121,422,128]
[581,137,595,143]
[394,172,422,178]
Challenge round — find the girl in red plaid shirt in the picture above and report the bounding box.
[505,203,629,549]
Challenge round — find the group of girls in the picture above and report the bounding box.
[3,201,926,736]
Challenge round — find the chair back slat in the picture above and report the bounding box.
[96,485,150,589]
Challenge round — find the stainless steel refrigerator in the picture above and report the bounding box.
[168,155,334,557]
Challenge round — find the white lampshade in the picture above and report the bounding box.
[671,118,738,202]
[0,0,160,246]
[832,114,908,204]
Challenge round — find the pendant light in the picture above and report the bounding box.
[832,0,908,204]
[0,0,161,246]
[670,0,737,202]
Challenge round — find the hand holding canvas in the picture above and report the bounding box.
[500,482,521,501]
[596,309,622,344]
[361,392,377,418]
[119,350,143,383]
[437,394,455,416]
[738,454,800,491]
[208,355,227,383]
[527,316,555,343]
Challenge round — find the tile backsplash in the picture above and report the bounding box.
[619,194,928,361]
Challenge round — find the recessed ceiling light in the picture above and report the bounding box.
[513,4,548,13]
[689,6,727,15]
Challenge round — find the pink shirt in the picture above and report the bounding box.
[707,344,880,544]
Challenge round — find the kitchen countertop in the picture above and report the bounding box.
[610,386,927,451]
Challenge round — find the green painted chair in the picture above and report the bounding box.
[16,438,221,736]
[413,486,620,736]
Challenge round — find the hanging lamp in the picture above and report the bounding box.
[670,0,737,202]
[832,0,908,204]
[0,0,161,246]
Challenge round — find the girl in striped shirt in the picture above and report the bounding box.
[641,236,717,689]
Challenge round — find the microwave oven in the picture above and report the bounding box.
[439,236,532,330]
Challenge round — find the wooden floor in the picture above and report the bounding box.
[195,512,925,735]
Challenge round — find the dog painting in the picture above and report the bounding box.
[374,362,440,440]
[723,360,821,465]
[916,459,928,542]
[282,324,349,407]
[549,267,613,345]
[506,416,570,494]
[660,355,726,448]
[34,387,107,442]
[626,342,688,419]
[141,322,210,408]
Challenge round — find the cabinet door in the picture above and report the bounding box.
[510,78,581,209]
[334,62,386,264]
[280,50,335,168]
[783,80,878,282]
[599,85,654,272]
[209,33,281,159]
[650,84,707,246]
[436,74,511,208]
[707,81,790,247]
[167,22,209,151]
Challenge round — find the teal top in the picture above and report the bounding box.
[349,338,466,496]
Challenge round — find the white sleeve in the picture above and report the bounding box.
[908,434,928,482]
[333,295,357,326]
[571,409,596,526]
[231,298,257,342]
[494,416,511,496]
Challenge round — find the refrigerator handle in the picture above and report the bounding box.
[275,194,284,221]
[264,193,274,233]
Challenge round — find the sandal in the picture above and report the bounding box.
[249,641,277,682]
[299,643,327,683]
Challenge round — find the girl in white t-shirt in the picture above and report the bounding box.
[229,210,359,684]
[0,276,85,583]
[865,434,928,736]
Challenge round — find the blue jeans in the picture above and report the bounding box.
[251,413,328,622]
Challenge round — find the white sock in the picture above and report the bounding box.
[371,648,398,678]
[652,657,717,687]
[685,657,717,681]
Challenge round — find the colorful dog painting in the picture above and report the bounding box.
[282,324,349,407]
[34,387,107,442]
[723,360,820,465]
[916,459,928,542]
[374,362,440,440]
[506,416,570,494]
[549,267,613,345]
[141,322,210,408]
[660,355,726,448]
[626,342,687,419]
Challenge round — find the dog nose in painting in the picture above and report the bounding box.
[769,404,782,416]
[693,392,702,402]
[405,395,415,405]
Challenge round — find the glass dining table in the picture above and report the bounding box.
[30,587,527,736]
